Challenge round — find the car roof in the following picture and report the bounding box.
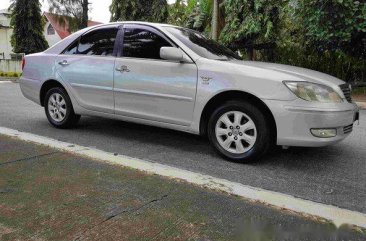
[44,21,201,61]
[95,21,176,29]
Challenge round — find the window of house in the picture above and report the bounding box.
[122,28,172,60]
[77,28,118,56]
[47,24,55,35]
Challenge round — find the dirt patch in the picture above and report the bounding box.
[0,223,15,236]
[0,204,17,217]
[353,94,366,102]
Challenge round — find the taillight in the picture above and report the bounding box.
[22,57,25,70]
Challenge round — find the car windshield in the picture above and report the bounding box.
[164,27,241,61]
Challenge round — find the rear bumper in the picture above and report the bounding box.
[264,99,359,147]
[19,77,42,105]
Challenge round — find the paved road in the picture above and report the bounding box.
[1,82,365,214]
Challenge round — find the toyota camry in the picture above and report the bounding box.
[19,22,360,162]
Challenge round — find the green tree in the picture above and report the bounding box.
[110,0,168,23]
[185,0,211,32]
[47,0,91,32]
[299,0,366,58]
[220,0,286,60]
[273,0,366,83]
[167,0,191,26]
[212,0,219,40]
[9,0,49,54]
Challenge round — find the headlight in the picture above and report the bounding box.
[283,81,343,103]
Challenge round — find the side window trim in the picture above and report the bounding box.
[116,25,125,58]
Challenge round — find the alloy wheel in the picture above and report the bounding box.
[215,111,257,154]
[48,93,67,122]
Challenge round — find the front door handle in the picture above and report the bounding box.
[58,60,69,66]
[116,65,130,73]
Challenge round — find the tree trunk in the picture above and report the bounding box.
[81,0,89,29]
[212,0,219,40]
[248,46,254,60]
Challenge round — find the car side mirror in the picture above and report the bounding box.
[160,47,184,62]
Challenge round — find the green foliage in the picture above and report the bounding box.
[9,0,49,54]
[220,0,287,59]
[273,47,366,83]
[167,0,198,26]
[185,0,212,32]
[299,0,366,58]
[269,0,366,83]
[110,0,168,23]
[47,0,91,32]
[352,87,366,95]
[0,72,21,78]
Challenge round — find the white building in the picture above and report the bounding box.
[0,9,15,60]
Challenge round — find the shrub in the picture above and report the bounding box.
[272,47,366,83]
[0,72,21,78]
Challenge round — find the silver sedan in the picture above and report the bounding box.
[19,22,360,162]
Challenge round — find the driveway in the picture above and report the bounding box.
[0,82,365,214]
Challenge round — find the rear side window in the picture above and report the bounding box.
[122,28,172,60]
[64,28,118,56]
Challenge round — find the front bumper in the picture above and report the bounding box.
[264,99,360,147]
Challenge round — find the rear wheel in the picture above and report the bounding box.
[44,87,80,129]
[208,101,271,163]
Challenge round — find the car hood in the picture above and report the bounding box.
[228,60,345,87]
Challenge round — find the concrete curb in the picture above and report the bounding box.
[1,126,366,229]
[0,77,19,81]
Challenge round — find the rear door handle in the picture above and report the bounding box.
[58,60,69,66]
[116,65,130,73]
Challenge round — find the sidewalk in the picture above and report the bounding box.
[0,135,365,240]
[353,94,366,110]
[357,102,366,110]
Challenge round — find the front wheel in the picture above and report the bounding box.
[208,101,271,163]
[44,87,80,129]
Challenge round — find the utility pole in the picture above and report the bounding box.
[81,0,89,28]
[212,0,219,40]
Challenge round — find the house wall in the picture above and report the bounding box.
[44,21,62,47]
[0,13,13,60]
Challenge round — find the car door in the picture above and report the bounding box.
[56,26,119,114]
[114,24,198,126]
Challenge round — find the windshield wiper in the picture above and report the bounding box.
[214,58,230,61]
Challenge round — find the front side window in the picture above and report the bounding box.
[77,28,118,56]
[122,28,172,60]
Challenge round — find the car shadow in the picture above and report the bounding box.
[72,116,344,170]
[74,116,215,156]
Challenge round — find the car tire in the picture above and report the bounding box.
[207,100,271,163]
[44,87,80,129]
